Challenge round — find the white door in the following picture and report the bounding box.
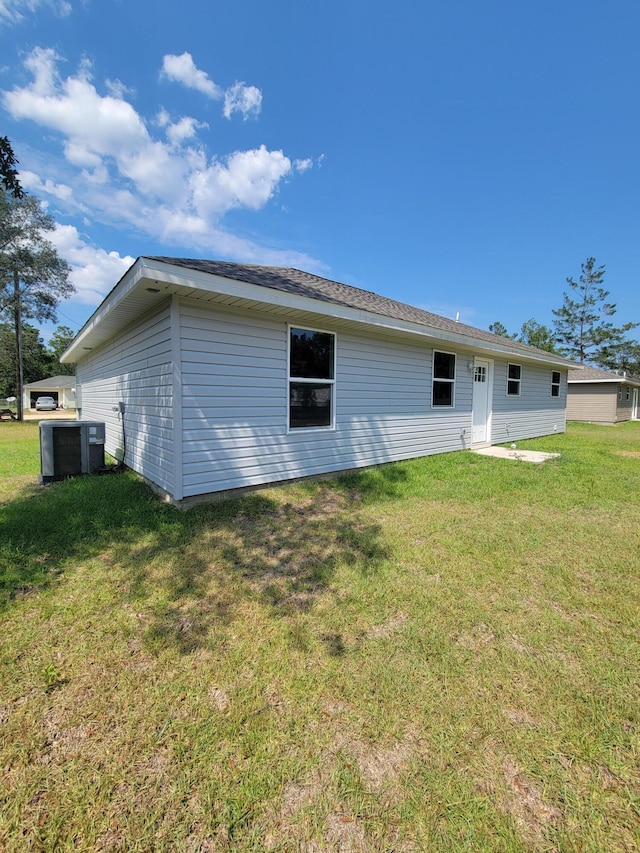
[472,358,491,444]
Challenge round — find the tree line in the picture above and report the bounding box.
[1,136,73,418]
[489,258,640,374]
[0,322,75,398]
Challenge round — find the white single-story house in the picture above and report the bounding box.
[61,257,575,505]
[567,366,640,424]
[23,375,76,410]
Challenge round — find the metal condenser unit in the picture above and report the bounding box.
[39,421,106,483]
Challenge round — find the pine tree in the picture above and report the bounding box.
[552,258,637,364]
[0,189,72,419]
[0,136,24,199]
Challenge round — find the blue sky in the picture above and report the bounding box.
[1,0,639,343]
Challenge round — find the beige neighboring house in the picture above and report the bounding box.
[23,375,77,411]
[567,366,640,424]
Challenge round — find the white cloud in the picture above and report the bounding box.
[223,82,262,120]
[50,224,135,305]
[162,52,263,120]
[294,158,313,174]
[190,145,292,216]
[165,115,208,147]
[4,48,322,271]
[105,78,133,99]
[0,0,70,25]
[19,169,75,203]
[161,52,222,100]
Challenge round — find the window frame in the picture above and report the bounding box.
[431,350,456,408]
[507,363,522,397]
[287,324,337,432]
[551,370,561,398]
[618,385,623,402]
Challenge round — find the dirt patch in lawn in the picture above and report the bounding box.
[263,725,422,850]
[500,755,562,849]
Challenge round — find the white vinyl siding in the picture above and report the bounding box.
[179,303,474,498]
[491,361,566,442]
[75,303,174,492]
[76,295,570,503]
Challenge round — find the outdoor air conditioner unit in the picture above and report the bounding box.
[39,421,106,483]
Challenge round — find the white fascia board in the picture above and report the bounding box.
[138,259,575,368]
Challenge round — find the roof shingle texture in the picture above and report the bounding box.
[24,375,76,389]
[148,257,562,359]
[569,366,640,383]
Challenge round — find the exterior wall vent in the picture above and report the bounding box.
[39,421,106,483]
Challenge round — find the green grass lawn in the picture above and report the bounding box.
[0,420,638,852]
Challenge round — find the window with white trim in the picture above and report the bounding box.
[551,371,561,397]
[618,385,623,401]
[626,387,631,401]
[432,351,456,407]
[507,363,521,396]
[288,326,335,429]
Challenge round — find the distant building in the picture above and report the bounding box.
[23,375,76,411]
[567,366,640,424]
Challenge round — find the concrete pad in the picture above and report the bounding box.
[472,446,561,464]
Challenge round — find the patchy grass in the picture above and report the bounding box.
[0,420,638,851]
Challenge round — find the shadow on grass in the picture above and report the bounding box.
[0,472,390,653]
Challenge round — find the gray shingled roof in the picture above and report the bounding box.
[149,257,568,360]
[24,375,76,389]
[568,366,640,384]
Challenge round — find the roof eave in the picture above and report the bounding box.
[62,256,575,368]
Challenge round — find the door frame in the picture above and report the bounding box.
[471,356,494,446]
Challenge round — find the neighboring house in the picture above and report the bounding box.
[23,375,76,411]
[61,257,575,505]
[567,366,640,424]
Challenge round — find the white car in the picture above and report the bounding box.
[35,396,57,411]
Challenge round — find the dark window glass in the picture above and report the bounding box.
[507,364,521,395]
[290,328,334,379]
[508,364,521,380]
[434,351,455,380]
[551,371,561,397]
[433,381,454,407]
[432,351,455,406]
[289,382,332,428]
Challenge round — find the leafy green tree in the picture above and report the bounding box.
[488,321,515,338]
[0,189,72,419]
[489,318,559,353]
[596,338,640,376]
[518,318,559,353]
[0,136,23,199]
[46,325,76,376]
[552,258,638,364]
[0,321,49,398]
